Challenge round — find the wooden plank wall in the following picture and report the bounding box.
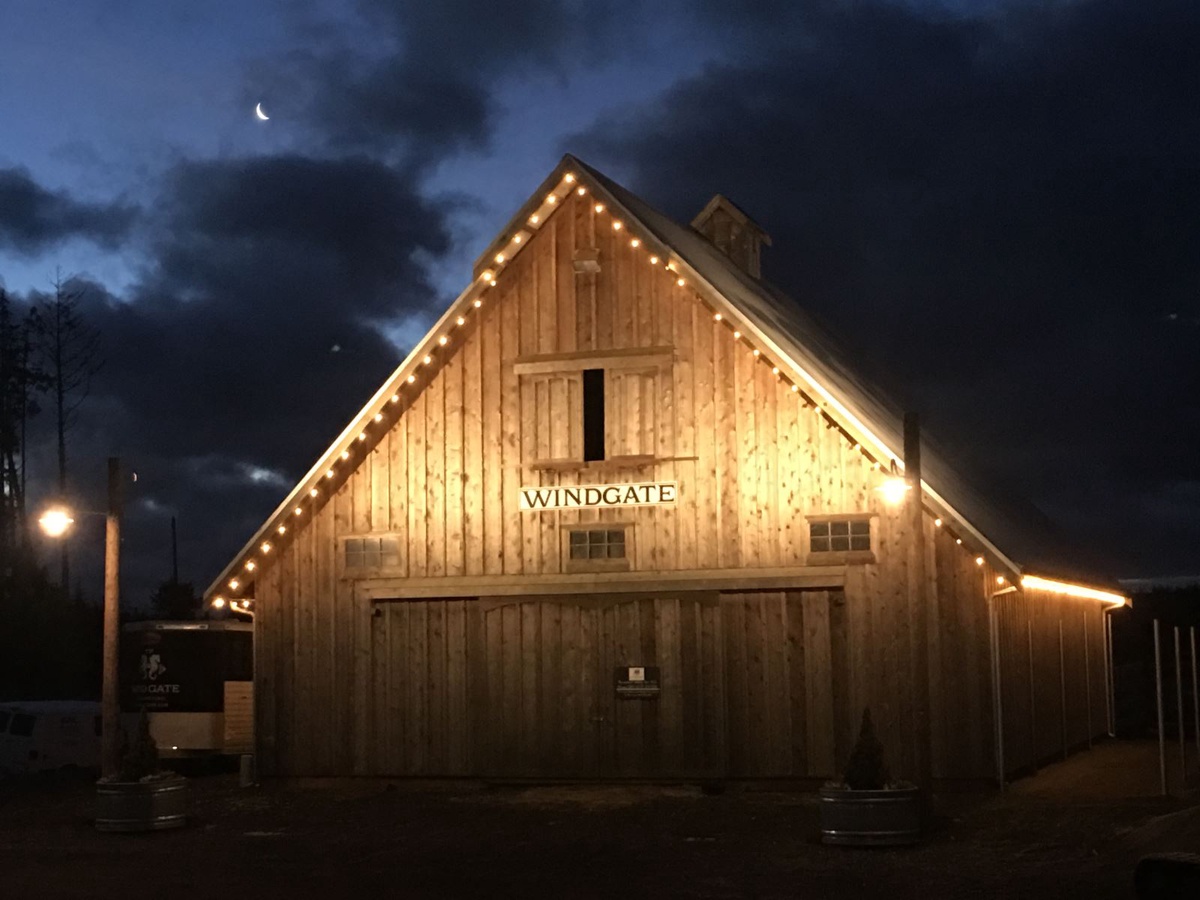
[994,586,1110,776]
[252,187,1113,781]
[282,189,882,582]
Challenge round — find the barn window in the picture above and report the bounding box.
[807,517,875,563]
[563,525,632,572]
[583,368,605,461]
[343,536,401,570]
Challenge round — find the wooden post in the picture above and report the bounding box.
[1058,617,1068,760]
[1083,610,1092,748]
[1027,618,1037,772]
[904,412,933,805]
[1175,627,1186,782]
[101,456,122,781]
[1154,619,1166,796]
[1191,627,1198,765]
[988,597,1004,789]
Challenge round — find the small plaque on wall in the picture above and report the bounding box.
[615,666,661,699]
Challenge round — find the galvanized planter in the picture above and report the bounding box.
[95,775,189,833]
[818,785,921,846]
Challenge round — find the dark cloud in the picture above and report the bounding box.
[260,0,643,163]
[19,154,452,600]
[0,166,137,255]
[573,0,1200,574]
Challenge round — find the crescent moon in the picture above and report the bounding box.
[255,103,270,121]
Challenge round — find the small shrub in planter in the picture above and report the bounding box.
[818,708,921,847]
[95,711,189,833]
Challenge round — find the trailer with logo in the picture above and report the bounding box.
[121,620,253,756]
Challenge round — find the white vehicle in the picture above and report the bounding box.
[0,701,101,776]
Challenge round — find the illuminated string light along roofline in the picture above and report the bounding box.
[1020,575,1128,608]
[205,157,1023,603]
[575,165,1019,578]
[205,168,582,604]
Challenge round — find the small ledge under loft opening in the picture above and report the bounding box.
[691,193,772,279]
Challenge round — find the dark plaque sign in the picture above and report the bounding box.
[615,666,661,699]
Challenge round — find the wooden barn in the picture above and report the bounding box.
[205,155,1127,785]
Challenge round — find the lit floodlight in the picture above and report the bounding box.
[38,507,75,538]
[877,477,911,506]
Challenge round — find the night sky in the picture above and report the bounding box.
[1,0,1196,606]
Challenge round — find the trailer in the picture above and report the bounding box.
[121,620,253,756]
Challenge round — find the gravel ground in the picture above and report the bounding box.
[0,741,1195,899]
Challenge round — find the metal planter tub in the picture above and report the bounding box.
[95,775,189,832]
[818,786,921,846]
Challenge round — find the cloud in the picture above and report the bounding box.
[0,166,137,255]
[258,0,644,164]
[18,153,454,600]
[570,0,1200,574]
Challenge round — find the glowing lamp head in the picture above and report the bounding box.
[277,524,287,535]
[439,336,448,346]
[474,299,483,308]
[975,556,985,566]
[309,487,319,497]
[630,238,640,248]
[564,173,576,184]
[878,477,910,506]
[676,278,685,287]
[456,317,465,326]
[212,597,227,609]
[612,220,622,231]
[244,560,256,572]
[260,542,272,553]
[494,253,505,264]
[576,186,587,195]
[38,507,75,538]
[713,313,722,321]
[546,193,557,204]
[594,203,605,213]
[529,214,539,225]
[374,413,383,423]
[649,255,658,264]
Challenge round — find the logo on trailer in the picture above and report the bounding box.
[140,647,167,681]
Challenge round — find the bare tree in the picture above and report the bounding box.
[32,272,102,588]
[0,289,47,565]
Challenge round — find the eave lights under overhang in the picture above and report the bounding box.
[1020,575,1128,608]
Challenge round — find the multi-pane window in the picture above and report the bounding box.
[568,528,626,560]
[344,536,401,570]
[809,519,871,553]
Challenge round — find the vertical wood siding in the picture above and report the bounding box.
[252,189,1112,779]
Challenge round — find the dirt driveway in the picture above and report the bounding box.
[0,741,1195,899]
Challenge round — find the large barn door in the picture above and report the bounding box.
[720,590,849,778]
[474,595,725,778]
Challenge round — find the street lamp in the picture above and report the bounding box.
[38,457,123,780]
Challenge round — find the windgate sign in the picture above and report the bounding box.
[519,481,678,512]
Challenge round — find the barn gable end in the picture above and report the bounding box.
[207,155,1124,782]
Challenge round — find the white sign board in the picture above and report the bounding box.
[518,481,678,512]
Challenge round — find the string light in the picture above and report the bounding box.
[423,356,432,365]
[649,255,659,264]
[511,234,522,244]
[495,253,505,264]
[752,349,760,357]
[390,395,399,404]
[456,316,465,326]
[309,488,319,497]
[260,542,272,553]
[407,375,416,384]
[577,186,587,196]
[955,538,962,545]
[325,469,335,479]
[733,331,741,339]
[630,238,640,248]
[878,477,910,505]
[277,525,287,534]
[771,366,780,376]
[212,597,226,609]
[677,277,685,287]
[546,193,557,204]
[996,576,1005,585]
[934,518,942,527]
[244,560,256,571]
[294,507,303,516]
[612,220,623,231]
[975,556,985,566]
[529,214,540,225]
[791,384,799,392]
[474,299,483,308]
[1020,575,1127,607]
[439,335,448,346]
[228,579,240,591]
[564,173,576,184]
[374,413,383,423]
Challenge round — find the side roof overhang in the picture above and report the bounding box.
[205,154,1126,609]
